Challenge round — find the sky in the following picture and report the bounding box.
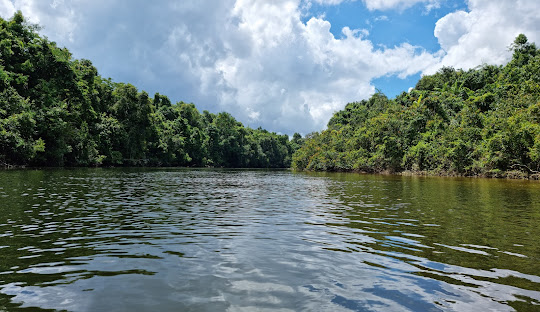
[1,0,539,135]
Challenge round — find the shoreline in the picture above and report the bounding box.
[3,166,540,180]
[296,169,540,180]
[400,170,540,180]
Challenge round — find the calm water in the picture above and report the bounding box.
[0,169,539,312]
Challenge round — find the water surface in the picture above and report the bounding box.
[0,169,539,311]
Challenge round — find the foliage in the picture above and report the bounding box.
[292,34,540,176]
[0,12,300,168]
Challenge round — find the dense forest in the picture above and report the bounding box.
[3,12,539,176]
[0,12,303,168]
[292,34,540,178]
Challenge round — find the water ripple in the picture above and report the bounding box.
[0,169,539,311]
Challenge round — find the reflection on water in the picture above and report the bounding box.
[0,169,539,311]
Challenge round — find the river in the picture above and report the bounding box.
[0,169,539,311]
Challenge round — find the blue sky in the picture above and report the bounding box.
[1,0,539,135]
[307,1,466,52]
[305,0,468,97]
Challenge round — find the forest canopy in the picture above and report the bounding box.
[292,34,540,177]
[0,12,302,168]
[3,11,539,176]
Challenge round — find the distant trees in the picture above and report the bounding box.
[292,34,540,177]
[0,12,300,168]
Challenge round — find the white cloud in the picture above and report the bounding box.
[3,0,538,135]
[427,0,540,74]
[434,10,471,51]
[2,0,78,42]
[363,0,440,11]
[307,0,439,11]
[0,0,441,135]
[310,0,351,5]
[166,0,439,134]
[0,0,15,17]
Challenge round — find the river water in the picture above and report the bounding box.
[0,169,539,311]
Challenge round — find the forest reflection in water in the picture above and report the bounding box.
[0,169,539,311]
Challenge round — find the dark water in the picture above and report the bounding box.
[0,169,539,312]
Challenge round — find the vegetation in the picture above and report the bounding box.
[4,12,538,176]
[292,34,540,177]
[0,12,300,168]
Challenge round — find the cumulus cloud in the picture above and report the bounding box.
[0,0,15,17]
[163,0,439,133]
[2,0,537,134]
[0,0,442,134]
[363,0,440,11]
[427,0,540,74]
[1,0,77,42]
[308,0,439,11]
[310,0,350,5]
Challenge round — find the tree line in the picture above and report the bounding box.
[292,34,540,177]
[0,12,304,168]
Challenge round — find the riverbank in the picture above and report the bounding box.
[296,168,540,180]
[5,165,540,180]
[400,169,540,180]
